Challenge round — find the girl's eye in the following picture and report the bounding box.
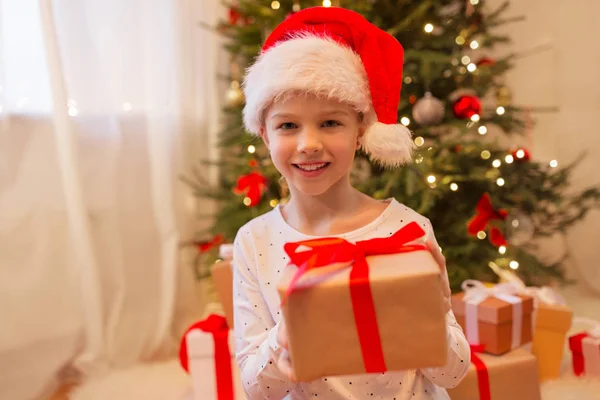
[322,120,341,128]
[278,122,297,130]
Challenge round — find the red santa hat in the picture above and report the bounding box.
[242,6,414,167]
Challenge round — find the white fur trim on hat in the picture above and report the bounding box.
[243,34,372,135]
[361,122,414,167]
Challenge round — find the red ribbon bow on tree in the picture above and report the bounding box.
[194,234,225,253]
[470,344,491,400]
[179,314,234,400]
[283,221,428,374]
[234,172,268,207]
[467,193,508,247]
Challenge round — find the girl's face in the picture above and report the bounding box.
[261,94,363,197]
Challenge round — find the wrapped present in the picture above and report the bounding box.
[569,317,600,378]
[451,280,534,355]
[212,244,235,328]
[277,221,448,382]
[179,314,245,400]
[487,263,573,380]
[448,346,542,400]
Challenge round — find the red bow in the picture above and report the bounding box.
[283,221,427,373]
[234,172,268,207]
[194,234,225,253]
[179,315,234,400]
[467,193,508,247]
[470,344,491,400]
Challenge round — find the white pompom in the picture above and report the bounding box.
[360,122,415,168]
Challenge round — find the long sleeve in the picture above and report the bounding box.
[232,229,296,399]
[420,310,471,388]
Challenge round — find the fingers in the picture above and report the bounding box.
[277,350,296,382]
[277,320,289,350]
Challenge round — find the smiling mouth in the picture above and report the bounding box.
[293,162,330,171]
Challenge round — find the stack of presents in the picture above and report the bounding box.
[180,224,600,399]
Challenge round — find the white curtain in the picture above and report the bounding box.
[0,0,224,398]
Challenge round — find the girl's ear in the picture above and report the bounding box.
[260,126,270,150]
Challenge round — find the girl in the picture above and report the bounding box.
[233,6,470,399]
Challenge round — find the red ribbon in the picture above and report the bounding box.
[467,193,508,247]
[179,314,234,400]
[194,234,225,253]
[283,221,427,373]
[470,344,491,400]
[569,332,588,376]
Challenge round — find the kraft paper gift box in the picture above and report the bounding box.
[532,302,573,381]
[451,280,534,355]
[179,314,245,400]
[569,318,600,378]
[277,221,448,382]
[211,259,234,328]
[447,347,541,400]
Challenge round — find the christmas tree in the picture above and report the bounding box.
[189,0,600,291]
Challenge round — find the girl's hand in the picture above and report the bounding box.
[276,320,296,382]
[426,240,452,313]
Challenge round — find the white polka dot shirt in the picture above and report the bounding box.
[233,199,470,399]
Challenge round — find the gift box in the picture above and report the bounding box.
[452,280,534,355]
[180,314,245,400]
[277,222,448,382]
[212,259,234,328]
[448,347,541,400]
[569,318,600,378]
[532,303,573,381]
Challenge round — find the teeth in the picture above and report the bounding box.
[297,163,326,171]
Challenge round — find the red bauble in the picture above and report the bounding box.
[476,57,495,67]
[511,148,531,162]
[453,95,482,119]
[234,171,268,207]
[228,7,241,25]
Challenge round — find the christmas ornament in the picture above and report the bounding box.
[511,148,531,162]
[496,85,512,107]
[226,80,244,106]
[194,234,225,253]
[505,211,535,246]
[228,7,250,26]
[467,193,508,247]
[476,57,495,67]
[453,95,482,119]
[412,92,445,126]
[234,171,268,206]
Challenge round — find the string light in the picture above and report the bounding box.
[122,102,132,112]
[271,1,281,9]
[456,36,466,45]
[499,246,507,255]
[470,114,480,122]
[492,159,502,168]
[470,0,480,4]
[509,260,520,270]
[68,107,78,117]
[427,175,436,183]
[478,126,487,135]
[459,66,467,74]
[443,69,453,78]
[496,177,505,186]
[243,197,252,206]
[470,40,480,49]
[477,231,487,240]
[461,55,471,65]
[415,155,424,164]
[322,0,332,6]
[414,136,425,146]
[401,117,411,126]
[516,149,526,159]
[424,23,434,33]
[269,199,279,207]
[481,150,491,160]
[292,2,301,11]
[467,63,477,72]
[404,76,412,84]
[549,160,558,168]
[505,154,514,164]
[450,183,459,191]
[496,106,506,115]
[247,145,256,154]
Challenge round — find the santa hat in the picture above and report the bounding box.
[242,6,414,168]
